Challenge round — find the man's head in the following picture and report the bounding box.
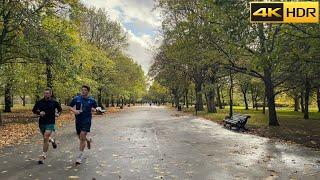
[81,85,90,97]
[44,88,52,100]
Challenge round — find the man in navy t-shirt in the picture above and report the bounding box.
[69,85,97,164]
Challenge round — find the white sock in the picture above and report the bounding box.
[86,133,91,141]
[42,152,47,157]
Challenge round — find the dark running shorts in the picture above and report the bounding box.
[39,124,55,135]
[75,121,91,135]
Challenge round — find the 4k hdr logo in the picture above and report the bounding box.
[250,2,319,23]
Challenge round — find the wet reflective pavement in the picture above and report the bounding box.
[0,106,319,179]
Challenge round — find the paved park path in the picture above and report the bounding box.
[0,106,319,180]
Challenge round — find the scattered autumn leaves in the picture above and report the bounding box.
[0,113,74,148]
[0,107,120,149]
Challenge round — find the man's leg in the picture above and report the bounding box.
[43,131,51,151]
[48,134,57,149]
[79,131,87,151]
[39,131,51,164]
[76,131,87,164]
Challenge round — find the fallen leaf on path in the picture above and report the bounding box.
[68,176,80,179]
[310,141,317,145]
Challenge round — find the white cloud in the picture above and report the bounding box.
[81,0,162,73]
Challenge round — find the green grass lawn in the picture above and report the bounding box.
[183,106,320,149]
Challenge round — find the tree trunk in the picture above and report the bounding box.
[242,91,249,110]
[206,89,217,113]
[251,89,256,109]
[20,95,26,106]
[317,87,320,112]
[229,72,233,117]
[116,96,119,107]
[294,93,300,112]
[97,88,103,107]
[262,93,266,114]
[111,95,115,107]
[300,91,305,113]
[172,89,179,108]
[304,79,311,119]
[105,98,110,108]
[221,86,225,109]
[264,70,279,126]
[185,89,189,108]
[216,85,223,109]
[195,82,204,111]
[4,81,12,112]
[11,95,14,107]
[0,111,2,126]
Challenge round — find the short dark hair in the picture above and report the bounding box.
[44,87,52,93]
[82,85,90,92]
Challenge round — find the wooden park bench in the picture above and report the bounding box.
[223,114,251,131]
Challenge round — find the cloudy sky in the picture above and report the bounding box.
[81,0,162,73]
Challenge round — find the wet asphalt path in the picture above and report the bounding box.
[0,106,319,180]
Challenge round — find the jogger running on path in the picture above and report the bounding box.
[69,85,97,165]
[32,88,62,164]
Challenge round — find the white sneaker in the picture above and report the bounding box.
[38,155,46,164]
[75,155,83,165]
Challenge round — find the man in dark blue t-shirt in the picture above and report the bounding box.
[69,85,97,164]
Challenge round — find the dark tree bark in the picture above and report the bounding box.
[262,94,266,114]
[304,79,311,119]
[195,82,204,111]
[206,89,217,113]
[251,86,256,109]
[251,94,255,109]
[183,95,186,106]
[294,93,300,112]
[105,98,110,108]
[4,80,12,112]
[185,89,189,108]
[229,72,234,117]
[264,69,279,126]
[216,84,223,109]
[11,94,14,107]
[317,87,320,112]
[300,91,305,113]
[97,87,103,107]
[240,82,249,110]
[20,95,26,106]
[111,95,115,107]
[242,90,249,110]
[121,98,124,107]
[116,96,119,107]
[172,89,179,108]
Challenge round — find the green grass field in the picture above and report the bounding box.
[183,106,320,149]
